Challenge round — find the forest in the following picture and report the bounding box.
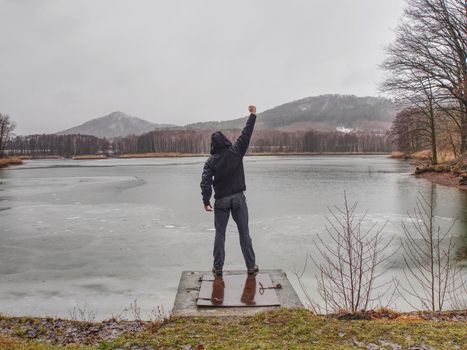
[7,128,392,157]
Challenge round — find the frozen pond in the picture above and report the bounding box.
[0,156,466,319]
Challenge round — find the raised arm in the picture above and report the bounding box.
[200,160,214,210]
[231,106,257,157]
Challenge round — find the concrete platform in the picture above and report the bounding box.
[172,269,304,317]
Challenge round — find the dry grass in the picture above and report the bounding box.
[71,155,107,160]
[0,157,23,168]
[392,149,457,162]
[389,151,406,158]
[410,150,432,160]
[117,152,389,159]
[18,155,64,160]
[117,152,207,158]
[437,150,457,163]
[250,151,390,156]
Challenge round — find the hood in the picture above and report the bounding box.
[210,131,232,155]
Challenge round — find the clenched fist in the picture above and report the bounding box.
[248,105,256,114]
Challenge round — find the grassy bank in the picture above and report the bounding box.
[0,157,23,168]
[416,169,467,191]
[71,155,107,160]
[0,309,465,350]
[390,150,467,190]
[390,150,457,162]
[413,154,467,190]
[18,155,64,160]
[117,152,206,158]
[390,150,434,160]
[250,152,390,156]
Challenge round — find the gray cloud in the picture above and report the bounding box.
[0,0,405,134]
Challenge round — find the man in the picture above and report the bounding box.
[200,105,259,277]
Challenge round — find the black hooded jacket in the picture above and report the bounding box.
[200,114,257,205]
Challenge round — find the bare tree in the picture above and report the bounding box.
[437,110,463,159]
[381,0,467,155]
[310,192,397,313]
[389,107,439,159]
[400,187,458,311]
[0,113,16,157]
[381,61,440,163]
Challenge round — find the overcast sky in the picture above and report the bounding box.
[0,0,406,135]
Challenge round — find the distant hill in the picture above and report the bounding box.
[186,95,398,132]
[56,111,174,138]
[56,95,398,139]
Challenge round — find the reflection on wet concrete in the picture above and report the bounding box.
[240,275,257,305]
[208,275,257,306]
[197,273,279,307]
[211,276,225,305]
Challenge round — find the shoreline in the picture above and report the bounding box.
[411,154,467,191]
[0,157,23,168]
[249,151,390,157]
[415,171,467,191]
[390,150,467,191]
[14,151,391,160]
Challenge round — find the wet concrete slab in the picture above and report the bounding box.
[172,269,304,317]
[196,273,281,307]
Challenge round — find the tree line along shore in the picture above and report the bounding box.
[4,129,393,157]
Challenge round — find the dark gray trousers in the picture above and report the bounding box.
[213,192,256,271]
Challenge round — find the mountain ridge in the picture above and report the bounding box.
[186,94,398,132]
[56,95,398,139]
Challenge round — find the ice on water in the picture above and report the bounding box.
[0,156,465,319]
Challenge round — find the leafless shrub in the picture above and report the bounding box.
[149,305,170,322]
[68,304,97,322]
[122,299,142,321]
[449,267,467,310]
[309,192,398,314]
[109,310,125,321]
[293,255,321,313]
[0,113,15,157]
[399,188,460,311]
